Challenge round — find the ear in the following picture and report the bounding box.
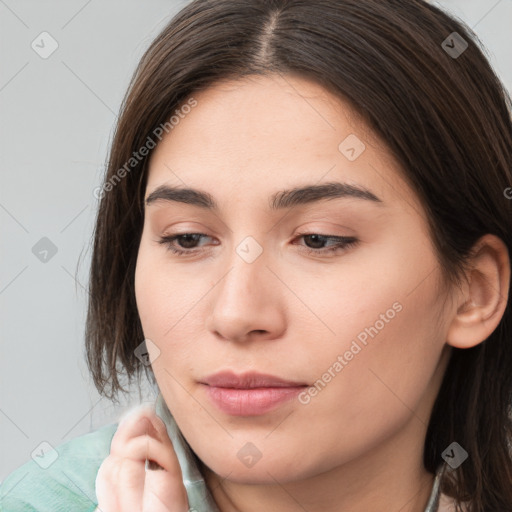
[446,234,510,349]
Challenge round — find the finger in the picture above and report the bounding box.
[143,468,189,512]
[146,413,171,444]
[144,414,185,475]
[112,411,184,476]
[95,456,120,512]
[111,406,158,452]
[96,455,145,512]
[106,437,188,512]
[117,434,182,478]
[142,416,189,512]
[99,406,188,512]
[116,457,146,512]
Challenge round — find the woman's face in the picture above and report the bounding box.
[135,74,454,484]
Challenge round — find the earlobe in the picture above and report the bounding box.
[446,234,510,349]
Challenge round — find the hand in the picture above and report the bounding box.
[95,405,190,512]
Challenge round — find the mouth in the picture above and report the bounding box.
[199,371,309,416]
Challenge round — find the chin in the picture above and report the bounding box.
[199,451,318,486]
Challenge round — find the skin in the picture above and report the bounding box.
[125,73,510,512]
[95,407,189,512]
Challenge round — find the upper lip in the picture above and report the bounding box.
[200,371,308,389]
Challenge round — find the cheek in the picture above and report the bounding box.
[134,246,159,334]
[134,244,211,371]
[302,283,444,440]
[135,246,176,365]
[135,243,192,336]
[295,240,446,429]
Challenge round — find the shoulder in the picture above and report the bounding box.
[0,422,118,512]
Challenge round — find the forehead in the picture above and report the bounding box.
[145,74,417,214]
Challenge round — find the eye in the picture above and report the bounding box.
[293,233,358,256]
[156,232,358,257]
[157,233,214,256]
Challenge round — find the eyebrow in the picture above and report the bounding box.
[145,181,384,211]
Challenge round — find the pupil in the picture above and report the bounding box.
[181,234,199,248]
[306,234,324,249]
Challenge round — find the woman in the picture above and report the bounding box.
[1,0,511,511]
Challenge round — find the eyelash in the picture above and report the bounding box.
[156,232,358,257]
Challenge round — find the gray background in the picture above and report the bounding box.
[1,0,511,482]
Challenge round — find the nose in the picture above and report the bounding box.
[204,242,286,344]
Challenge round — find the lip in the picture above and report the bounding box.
[200,371,309,416]
[201,371,308,389]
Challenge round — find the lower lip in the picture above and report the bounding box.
[202,384,306,416]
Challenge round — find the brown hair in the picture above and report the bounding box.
[85,0,512,509]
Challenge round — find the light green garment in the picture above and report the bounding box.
[0,393,220,511]
[1,392,445,511]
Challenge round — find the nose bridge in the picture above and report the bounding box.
[205,233,282,341]
[220,234,268,306]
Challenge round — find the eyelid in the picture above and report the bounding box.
[156,231,358,258]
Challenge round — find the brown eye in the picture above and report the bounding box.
[157,233,214,256]
[294,233,358,256]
